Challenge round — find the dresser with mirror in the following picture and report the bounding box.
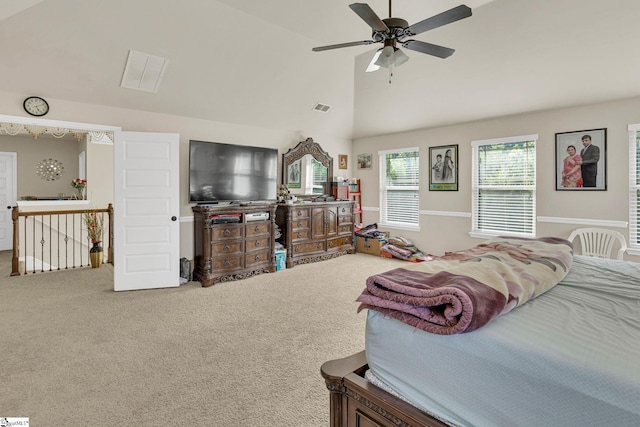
[276,138,355,267]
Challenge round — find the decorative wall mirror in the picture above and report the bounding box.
[282,137,332,197]
[36,158,65,181]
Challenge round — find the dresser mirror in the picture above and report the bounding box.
[282,137,332,197]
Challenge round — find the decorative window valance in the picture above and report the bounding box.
[0,122,114,143]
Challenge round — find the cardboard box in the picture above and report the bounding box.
[356,235,387,256]
[275,250,286,271]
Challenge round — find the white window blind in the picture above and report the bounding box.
[629,124,640,249]
[379,148,419,229]
[472,134,537,237]
[312,159,326,194]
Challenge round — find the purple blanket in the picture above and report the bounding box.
[357,237,574,334]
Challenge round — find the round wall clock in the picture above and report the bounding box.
[23,96,50,117]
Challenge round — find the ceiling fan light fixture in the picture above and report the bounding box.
[374,46,409,69]
[393,48,410,67]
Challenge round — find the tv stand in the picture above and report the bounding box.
[193,203,277,287]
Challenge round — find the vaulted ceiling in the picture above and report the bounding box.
[1,0,639,140]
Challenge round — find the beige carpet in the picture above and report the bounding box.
[0,250,401,426]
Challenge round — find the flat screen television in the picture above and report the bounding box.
[189,140,278,203]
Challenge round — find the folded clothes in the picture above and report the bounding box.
[388,236,413,247]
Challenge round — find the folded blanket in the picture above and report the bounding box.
[357,236,574,334]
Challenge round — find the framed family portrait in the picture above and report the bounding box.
[357,153,372,170]
[429,144,458,191]
[338,154,348,170]
[555,128,607,191]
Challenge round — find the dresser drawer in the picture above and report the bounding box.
[293,207,310,219]
[246,222,270,237]
[211,241,243,256]
[211,255,243,272]
[338,215,353,225]
[293,240,325,255]
[245,236,270,252]
[211,224,243,240]
[328,236,353,250]
[292,229,310,241]
[338,204,352,215]
[245,249,270,267]
[292,218,309,230]
[338,224,353,235]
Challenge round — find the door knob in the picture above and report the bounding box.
[171,216,177,221]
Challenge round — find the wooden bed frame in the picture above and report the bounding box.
[321,351,449,427]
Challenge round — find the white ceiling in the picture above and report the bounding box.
[1,0,640,140]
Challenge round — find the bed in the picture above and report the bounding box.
[321,237,640,427]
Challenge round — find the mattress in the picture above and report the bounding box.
[365,255,640,427]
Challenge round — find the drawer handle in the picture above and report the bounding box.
[223,229,231,236]
[317,243,322,249]
[295,247,300,252]
[297,221,302,227]
[329,241,333,247]
[223,260,231,267]
[255,225,260,232]
[297,210,302,216]
[255,240,261,246]
[255,254,260,260]
[297,232,302,238]
[223,244,230,252]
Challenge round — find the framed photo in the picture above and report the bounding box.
[287,159,301,188]
[338,154,348,170]
[357,153,372,170]
[429,145,458,191]
[555,128,607,191]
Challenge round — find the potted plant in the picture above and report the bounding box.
[71,178,87,200]
[84,211,104,268]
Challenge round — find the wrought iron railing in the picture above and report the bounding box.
[11,204,113,276]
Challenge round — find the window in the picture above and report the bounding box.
[629,124,640,251]
[379,147,419,230]
[471,134,537,237]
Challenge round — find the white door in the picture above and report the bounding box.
[114,131,180,291]
[0,152,17,251]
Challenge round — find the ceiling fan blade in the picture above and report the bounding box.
[349,3,389,32]
[406,5,472,36]
[312,40,375,52]
[402,40,455,58]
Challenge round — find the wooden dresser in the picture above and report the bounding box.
[192,203,277,287]
[275,201,355,268]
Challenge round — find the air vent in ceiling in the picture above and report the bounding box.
[312,102,331,113]
[120,50,168,93]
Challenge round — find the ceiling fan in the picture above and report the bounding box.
[312,2,472,80]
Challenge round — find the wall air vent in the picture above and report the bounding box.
[120,50,168,93]
[312,102,331,113]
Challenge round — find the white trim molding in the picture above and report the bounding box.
[421,210,471,218]
[537,216,628,228]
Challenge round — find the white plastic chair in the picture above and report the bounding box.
[567,228,627,260]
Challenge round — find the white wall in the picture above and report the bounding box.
[0,90,353,259]
[354,96,640,262]
[0,134,80,198]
